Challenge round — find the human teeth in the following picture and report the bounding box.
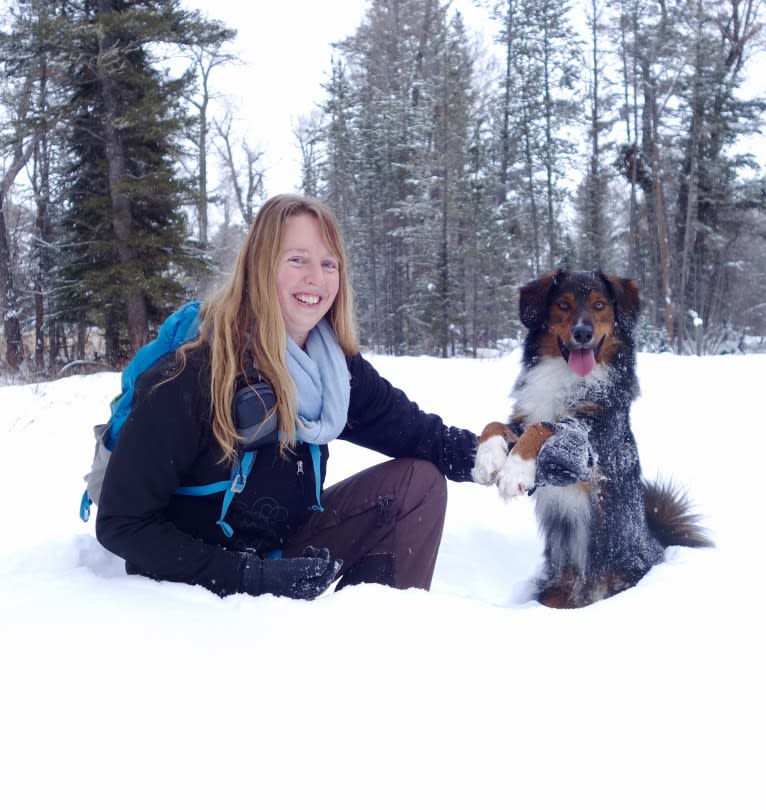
[296,294,320,305]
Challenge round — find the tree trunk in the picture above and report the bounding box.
[126,291,149,359]
[34,132,54,372]
[0,207,24,371]
[541,11,557,269]
[0,118,34,371]
[96,0,147,354]
[198,99,208,245]
[498,0,515,203]
[522,102,542,277]
[650,119,674,343]
[640,57,674,342]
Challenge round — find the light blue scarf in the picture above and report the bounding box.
[286,319,350,445]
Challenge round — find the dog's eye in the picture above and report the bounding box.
[556,300,571,311]
[593,300,606,311]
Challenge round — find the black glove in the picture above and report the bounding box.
[536,421,593,487]
[240,546,342,600]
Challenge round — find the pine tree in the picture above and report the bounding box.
[418,12,476,356]
[0,0,62,372]
[672,0,765,352]
[320,0,491,355]
[489,0,581,277]
[575,0,620,273]
[328,0,436,352]
[56,0,219,364]
[610,0,765,351]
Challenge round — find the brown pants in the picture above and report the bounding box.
[282,458,448,591]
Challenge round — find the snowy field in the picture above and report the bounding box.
[1,350,764,809]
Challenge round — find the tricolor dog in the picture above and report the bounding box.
[472,270,711,608]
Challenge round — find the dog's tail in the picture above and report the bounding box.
[643,479,713,548]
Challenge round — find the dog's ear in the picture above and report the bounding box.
[599,272,640,332]
[519,273,558,330]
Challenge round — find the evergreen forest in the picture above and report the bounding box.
[1,0,765,376]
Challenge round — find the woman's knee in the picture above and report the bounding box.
[396,458,447,515]
[410,458,447,494]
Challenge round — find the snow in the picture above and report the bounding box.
[1,350,765,809]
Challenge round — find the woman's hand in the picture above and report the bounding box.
[240,546,342,600]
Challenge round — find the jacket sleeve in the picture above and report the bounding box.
[95,359,245,597]
[339,354,478,482]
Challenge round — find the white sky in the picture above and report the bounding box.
[185,0,495,194]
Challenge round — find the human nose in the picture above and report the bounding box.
[301,259,323,283]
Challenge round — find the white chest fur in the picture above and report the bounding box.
[513,356,609,424]
[535,482,592,574]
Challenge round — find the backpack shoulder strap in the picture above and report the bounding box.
[108,300,202,448]
[173,450,257,538]
[308,443,324,512]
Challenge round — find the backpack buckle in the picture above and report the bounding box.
[230,473,247,494]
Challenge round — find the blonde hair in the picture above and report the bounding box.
[179,194,359,462]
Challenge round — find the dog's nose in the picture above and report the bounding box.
[572,320,594,345]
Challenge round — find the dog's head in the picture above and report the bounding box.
[519,270,640,377]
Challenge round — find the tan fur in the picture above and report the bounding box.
[539,569,632,609]
[479,421,519,445]
[510,422,555,461]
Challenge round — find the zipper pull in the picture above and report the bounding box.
[297,459,304,477]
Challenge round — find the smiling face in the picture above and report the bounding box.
[544,276,616,377]
[276,213,340,346]
[519,270,641,377]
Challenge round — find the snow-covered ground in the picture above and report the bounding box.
[1,350,764,809]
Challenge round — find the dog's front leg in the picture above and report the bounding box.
[472,421,519,485]
[495,423,555,500]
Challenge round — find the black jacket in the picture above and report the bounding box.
[96,346,477,596]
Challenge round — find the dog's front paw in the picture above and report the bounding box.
[496,452,537,500]
[472,435,510,485]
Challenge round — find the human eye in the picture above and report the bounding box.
[322,258,339,272]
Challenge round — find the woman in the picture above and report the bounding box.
[96,194,481,599]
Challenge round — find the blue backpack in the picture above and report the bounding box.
[79,300,260,538]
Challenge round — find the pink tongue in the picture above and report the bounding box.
[568,349,596,377]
